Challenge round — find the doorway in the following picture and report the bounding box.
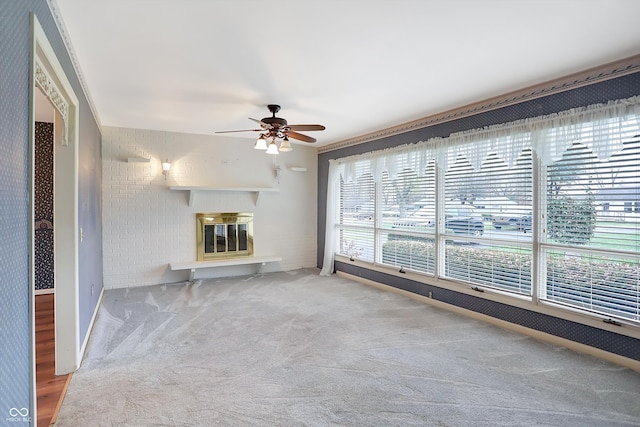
[34,86,71,426]
[29,13,81,423]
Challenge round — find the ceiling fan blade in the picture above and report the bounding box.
[287,131,316,143]
[214,129,262,134]
[287,124,326,131]
[249,117,271,127]
[249,117,274,131]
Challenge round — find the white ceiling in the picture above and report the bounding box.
[52,0,640,148]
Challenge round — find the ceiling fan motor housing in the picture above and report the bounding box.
[262,116,288,127]
[263,104,287,127]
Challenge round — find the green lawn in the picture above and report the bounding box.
[589,221,639,252]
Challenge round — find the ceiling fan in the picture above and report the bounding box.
[215,104,325,154]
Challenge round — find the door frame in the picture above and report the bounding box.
[29,13,80,385]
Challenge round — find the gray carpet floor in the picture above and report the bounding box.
[55,269,640,426]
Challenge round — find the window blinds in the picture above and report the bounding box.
[325,96,640,323]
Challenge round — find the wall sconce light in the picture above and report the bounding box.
[161,159,172,180]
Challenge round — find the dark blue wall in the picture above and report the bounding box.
[0,1,103,422]
[317,72,640,362]
[78,97,103,345]
[0,2,37,418]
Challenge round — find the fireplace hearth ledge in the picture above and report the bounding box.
[170,255,283,280]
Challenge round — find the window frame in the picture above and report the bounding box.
[331,100,640,326]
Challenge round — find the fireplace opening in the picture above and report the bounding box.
[197,213,253,261]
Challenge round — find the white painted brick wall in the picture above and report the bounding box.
[102,126,318,289]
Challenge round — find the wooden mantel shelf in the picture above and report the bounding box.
[169,186,279,206]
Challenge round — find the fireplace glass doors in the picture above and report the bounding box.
[196,213,253,261]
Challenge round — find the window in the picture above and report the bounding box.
[543,137,640,320]
[380,161,436,274]
[338,162,374,263]
[443,151,532,295]
[325,96,640,324]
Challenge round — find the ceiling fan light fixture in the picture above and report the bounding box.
[265,140,279,155]
[279,137,292,152]
[215,105,324,154]
[254,134,268,150]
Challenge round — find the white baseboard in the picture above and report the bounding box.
[79,287,104,363]
[35,288,54,295]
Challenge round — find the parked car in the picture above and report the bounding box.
[515,214,532,232]
[445,205,484,237]
[392,207,435,230]
[492,208,531,229]
[392,205,484,236]
[355,202,375,220]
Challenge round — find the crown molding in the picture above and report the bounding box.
[319,54,640,154]
[47,0,103,131]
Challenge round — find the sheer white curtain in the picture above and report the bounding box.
[320,160,344,276]
[444,95,640,170]
[529,96,640,165]
[339,143,437,183]
[332,95,640,176]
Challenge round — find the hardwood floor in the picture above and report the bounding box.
[36,293,71,426]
